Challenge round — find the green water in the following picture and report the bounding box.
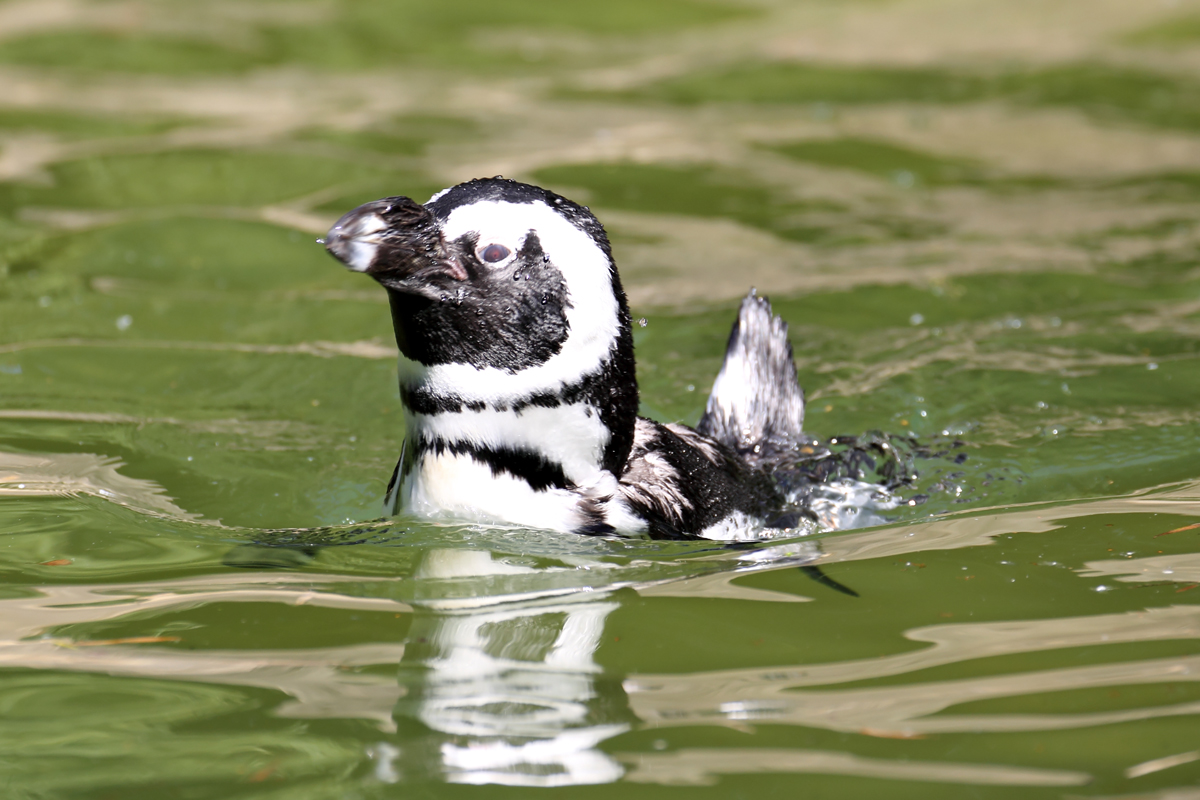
[1,0,1199,797]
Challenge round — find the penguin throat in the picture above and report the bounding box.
[395,328,637,480]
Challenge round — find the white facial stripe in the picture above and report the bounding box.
[411,403,609,484]
[400,199,620,400]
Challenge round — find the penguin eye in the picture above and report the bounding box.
[478,243,511,263]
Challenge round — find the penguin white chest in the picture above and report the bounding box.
[398,403,616,532]
[402,448,588,531]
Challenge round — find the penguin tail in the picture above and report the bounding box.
[697,290,806,460]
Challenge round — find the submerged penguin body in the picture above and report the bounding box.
[324,178,804,540]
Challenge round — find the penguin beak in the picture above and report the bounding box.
[322,197,467,286]
[323,202,389,273]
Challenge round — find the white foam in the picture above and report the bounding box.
[698,510,767,542]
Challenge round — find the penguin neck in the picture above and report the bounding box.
[391,292,639,483]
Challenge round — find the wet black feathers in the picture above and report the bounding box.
[387,231,572,372]
[621,421,785,539]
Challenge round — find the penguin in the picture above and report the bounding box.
[322,177,809,541]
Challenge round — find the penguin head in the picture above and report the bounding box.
[324,178,631,377]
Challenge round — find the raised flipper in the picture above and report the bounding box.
[697,290,805,463]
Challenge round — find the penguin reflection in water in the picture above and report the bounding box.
[324,177,893,541]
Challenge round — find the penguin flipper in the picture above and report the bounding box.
[697,290,805,457]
